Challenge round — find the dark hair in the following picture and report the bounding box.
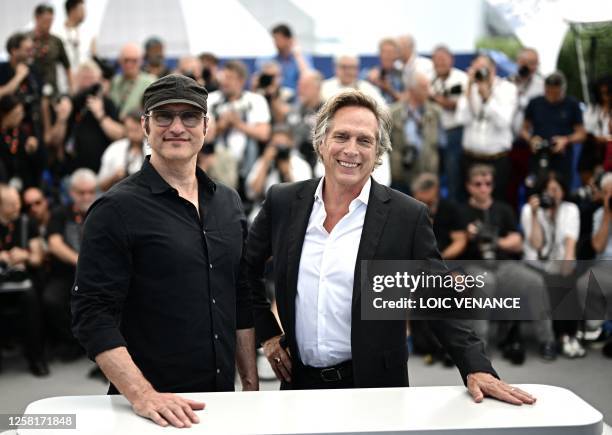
[271,24,292,39]
[5,32,29,54]
[474,52,496,70]
[64,0,83,14]
[199,52,219,66]
[222,60,249,81]
[537,171,568,197]
[0,95,22,120]
[144,36,163,52]
[124,110,142,124]
[592,75,612,106]
[34,3,54,16]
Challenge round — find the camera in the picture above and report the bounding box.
[275,145,291,161]
[539,193,554,209]
[474,68,490,82]
[258,73,274,89]
[474,221,498,261]
[443,84,463,97]
[518,65,530,78]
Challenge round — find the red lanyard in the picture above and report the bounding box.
[2,128,19,155]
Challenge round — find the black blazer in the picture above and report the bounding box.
[246,178,497,388]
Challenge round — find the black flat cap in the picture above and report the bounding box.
[143,74,208,113]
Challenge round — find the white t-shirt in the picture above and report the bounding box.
[430,68,468,130]
[98,138,148,183]
[245,151,312,201]
[592,207,612,260]
[207,90,271,161]
[456,78,517,155]
[521,201,580,262]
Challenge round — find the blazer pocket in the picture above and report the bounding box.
[383,344,408,370]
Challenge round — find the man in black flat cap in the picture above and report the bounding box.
[71,74,258,428]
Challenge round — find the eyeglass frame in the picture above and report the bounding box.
[144,109,208,128]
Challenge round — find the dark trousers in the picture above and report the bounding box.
[43,275,78,345]
[0,285,45,362]
[442,127,464,201]
[281,360,354,390]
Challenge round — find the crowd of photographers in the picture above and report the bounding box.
[0,0,610,378]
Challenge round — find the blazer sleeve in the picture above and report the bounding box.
[411,203,499,385]
[245,186,284,345]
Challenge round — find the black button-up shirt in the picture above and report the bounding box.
[71,158,252,393]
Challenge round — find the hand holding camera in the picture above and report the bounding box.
[551,135,570,154]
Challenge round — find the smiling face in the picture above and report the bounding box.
[319,105,378,191]
[144,103,207,164]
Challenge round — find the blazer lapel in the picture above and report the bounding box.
[352,179,391,309]
[285,179,318,330]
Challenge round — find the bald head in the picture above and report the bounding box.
[0,185,21,223]
[397,34,415,62]
[119,43,143,79]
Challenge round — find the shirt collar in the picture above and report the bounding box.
[140,156,216,195]
[314,176,371,209]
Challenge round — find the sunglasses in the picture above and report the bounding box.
[147,110,205,128]
[25,199,44,208]
[471,181,492,188]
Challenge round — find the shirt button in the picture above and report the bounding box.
[209,264,213,269]
[214,334,219,340]
[216,368,221,374]
[203,230,207,235]
[212,298,216,304]
[74,285,79,292]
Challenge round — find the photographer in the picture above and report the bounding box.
[521,71,586,183]
[429,45,467,201]
[389,72,444,193]
[251,61,293,126]
[208,60,271,190]
[460,164,552,363]
[47,60,124,173]
[0,184,47,376]
[365,37,403,104]
[0,95,45,189]
[0,32,44,139]
[576,172,612,357]
[511,48,544,136]
[245,125,311,203]
[456,54,516,200]
[521,171,582,358]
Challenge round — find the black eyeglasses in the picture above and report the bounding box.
[146,110,206,128]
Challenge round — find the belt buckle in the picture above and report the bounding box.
[320,367,341,382]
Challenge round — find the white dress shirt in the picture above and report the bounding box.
[295,177,371,367]
[456,78,517,155]
[430,68,468,130]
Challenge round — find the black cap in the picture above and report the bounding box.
[143,74,208,113]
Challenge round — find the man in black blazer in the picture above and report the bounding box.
[246,90,534,405]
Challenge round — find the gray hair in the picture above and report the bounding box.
[600,172,612,190]
[70,168,98,190]
[312,90,392,168]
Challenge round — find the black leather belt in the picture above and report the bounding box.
[302,360,353,383]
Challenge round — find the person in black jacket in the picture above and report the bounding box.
[246,89,534,405]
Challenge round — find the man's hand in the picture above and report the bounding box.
[528,195,540,215]
[131,389,205,428]
[467,372,536,405]
[15,63,30,81]
[8,247,29,266]
[262,335,292,382]
[551,135,570,154]
[86,95,105,122]
[55,97,73,122]
[529,135,543,154]
[25,136,38,154]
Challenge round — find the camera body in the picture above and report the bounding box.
[474,221,499,261]
[539,193,554,209]
[474,68,490,82]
